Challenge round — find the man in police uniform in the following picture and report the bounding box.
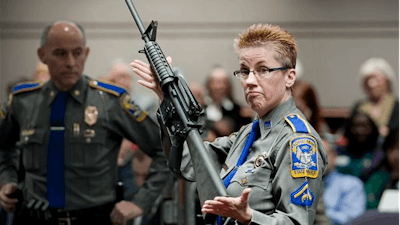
[0,21,169,225]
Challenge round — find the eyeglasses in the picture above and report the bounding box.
[233,67,290,80]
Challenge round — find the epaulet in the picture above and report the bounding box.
[89,79,126,97]
[228,123,249,138]
[284,114,311,134]
[12,81,43,95]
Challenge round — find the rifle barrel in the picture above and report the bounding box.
[125,0,148,41]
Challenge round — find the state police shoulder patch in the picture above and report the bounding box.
[291,180,314,207]
[290,135,319,178]
[0,94,12,120]
[120,94,148,123]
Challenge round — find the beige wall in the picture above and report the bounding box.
[1,0,398,108]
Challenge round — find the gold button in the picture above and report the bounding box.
[50,91,55,97]
[241,178,247,185]
[74,90,80,96]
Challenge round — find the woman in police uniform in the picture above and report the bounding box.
[131,23,328,225]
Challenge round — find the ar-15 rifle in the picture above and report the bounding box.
[124,0,227,223]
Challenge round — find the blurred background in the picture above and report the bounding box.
[0,1,399,224]
[1,0,398,112]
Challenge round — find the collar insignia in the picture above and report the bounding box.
[264,120,272,129]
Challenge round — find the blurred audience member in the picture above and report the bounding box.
[209,117,236,138]
[204,65,252,134]
[106,59,140,196]
[323,133,366,225]
[189,82,216,142]
[292,59,329,134]
[336,112,382,181]
[32,61,50,82]
[353,57,398,138]
[107,60,134,92]
[189,82,206,107]
[106,59,161,225]
[293,80,327,134]
[364,128,399,210]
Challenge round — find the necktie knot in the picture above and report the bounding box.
[251,119,260,135]
[50,92,68,126]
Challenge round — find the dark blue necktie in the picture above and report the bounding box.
[47,91,68,208]
[217,119,259,225]
[222,119,259,187]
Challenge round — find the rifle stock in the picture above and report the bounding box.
[124,0,227,223]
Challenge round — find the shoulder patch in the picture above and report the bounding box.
[284,114,311,134]
[120,94,148,122]
[1,94,13,120]
[291,180,314,207]
[90,79,126,97]
[290,135,319,178]
[228,124,247,138]
[0,103,8,120]
[12,81,43,95]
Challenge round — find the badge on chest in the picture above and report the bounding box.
[84,106,98,126]
[82,106,98,143]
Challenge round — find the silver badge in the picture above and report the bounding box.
[84,106,98,126]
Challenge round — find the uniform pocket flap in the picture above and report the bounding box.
[230,166,272,190]
[20,128,46,144]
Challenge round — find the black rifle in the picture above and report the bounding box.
[124,0,227,223]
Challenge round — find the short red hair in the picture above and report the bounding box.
[234,24,297,69]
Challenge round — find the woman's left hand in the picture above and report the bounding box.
[201,188,253,225]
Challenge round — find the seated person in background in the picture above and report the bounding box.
[364,128,399,210]
[106,59,165,225]
[204,65,252,132]
[208,116,236,139]
[292,60,329,135]
[189,82,216,142]
[351,57,398,138]
[32,61,50,83]
[105,59,142,200]
[323,133,366,225]
[336,112,383,182]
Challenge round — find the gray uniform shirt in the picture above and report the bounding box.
[0,76,169,212]
[179,98,328,225]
